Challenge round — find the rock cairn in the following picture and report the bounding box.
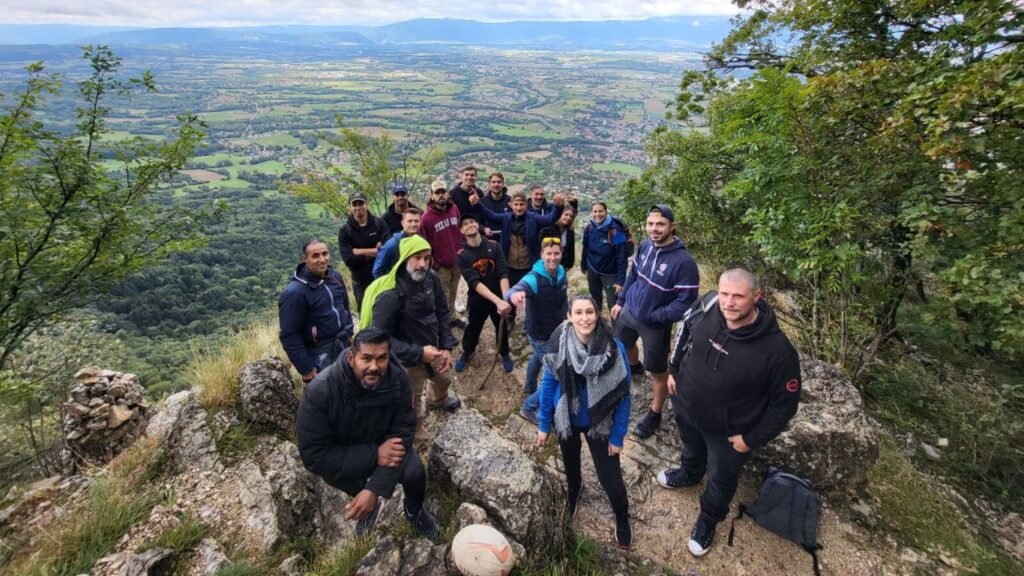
[60,366,150,473]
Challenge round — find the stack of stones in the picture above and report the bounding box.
[60,366,151,473]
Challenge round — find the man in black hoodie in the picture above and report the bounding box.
[296,327,441,539]
[338,192,390,310]
[658,265,801,558]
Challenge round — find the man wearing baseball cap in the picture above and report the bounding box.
[611,204,700,439]
[383,183,418,235]
[419,178,466,329]
[338,192,390,310]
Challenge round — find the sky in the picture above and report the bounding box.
[0,0,741,27]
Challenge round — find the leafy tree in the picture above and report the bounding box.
[0,46,214,368]
[639,0,1023,370]
[288,115,443,217]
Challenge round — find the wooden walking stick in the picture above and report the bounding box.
[477,315,507,391]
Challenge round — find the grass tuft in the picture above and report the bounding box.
[191,317,287,410]
[305,536,375,576]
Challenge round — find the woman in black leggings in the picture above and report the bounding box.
[536,295,633,548]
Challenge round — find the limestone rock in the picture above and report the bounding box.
[261,438,319,540]
[753,355,878,498]
[453,502,490,531]
[237,357,299,434]
[277,554,304,575]
[108,405,134,429]
[355,536,447,576]
[145,390,221,473]
[196,539,231,575]
[115,547,174,576]
[430,409,569,558]
[236,459,282,552]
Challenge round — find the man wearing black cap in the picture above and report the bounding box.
[611,204,700,439]
[383,183,418,235]
[339,192,391,310]
[454,212,513,373]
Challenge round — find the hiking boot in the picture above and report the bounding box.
[450,318,467,330]
[615,514,632,550]
[428,396,462,412]
[405,505,441,541]
[629,362,644,376]
[354,496,382,536]
[567,485,583,519]
[501,354,515,373]
[688,515,717,557]
[518,407,538,426]
[454,353,473,372]
[633,409,662,439]
[657,467,702,489]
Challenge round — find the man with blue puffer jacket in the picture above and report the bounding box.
[611,205,699,439]
[279,238,354,383]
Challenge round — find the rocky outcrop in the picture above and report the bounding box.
[754,355,878,498]
[430,409,569,559]
[355,536,447,576]
[237,357,299,434]
[258,437,319,540]
[144,390,221,473]
[60,367,150,474]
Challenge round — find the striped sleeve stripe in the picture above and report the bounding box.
[636,270,700,292]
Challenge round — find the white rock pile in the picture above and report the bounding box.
[60,366,150,473]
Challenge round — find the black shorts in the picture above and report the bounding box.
[614,308,671,374]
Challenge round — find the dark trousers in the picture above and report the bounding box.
[671,396,752,523]
[587,271,619,312]
[558,426,629,518]
[352,276,371,312]
[351,450,426,514]
[462,294,510,358]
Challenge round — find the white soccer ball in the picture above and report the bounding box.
[450,523,517,576]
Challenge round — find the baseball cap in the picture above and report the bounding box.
[431,179,447,192]
[459,212,478,226]
[349,192,367,205]
[648,204,675,223]
[391,183,408,196]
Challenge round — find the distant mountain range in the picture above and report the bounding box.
[0,17,732,51]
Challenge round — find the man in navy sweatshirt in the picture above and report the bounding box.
[611,205,700,439]
[658,265,800,557]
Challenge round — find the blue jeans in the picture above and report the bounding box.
[522,337,549,413]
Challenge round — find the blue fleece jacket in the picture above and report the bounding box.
[372,231,407,279]
[581,216,629,285]
[537,339,633,448]
[616,237,699,327]
[278,264,354,375]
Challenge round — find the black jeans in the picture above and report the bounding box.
[558,426,629,518]
[462,294,510,358]
[352,276,371,312]
[671,395,752,523]
[587,271,619,312]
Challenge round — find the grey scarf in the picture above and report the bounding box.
[543,321,629,441]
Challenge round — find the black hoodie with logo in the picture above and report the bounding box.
[675,299,801,450]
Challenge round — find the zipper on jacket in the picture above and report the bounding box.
[325,278,343,329]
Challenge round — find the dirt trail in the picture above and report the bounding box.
[444,273,909,576]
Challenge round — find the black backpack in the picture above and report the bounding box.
[728,467,824,576]
[669,290,719,370]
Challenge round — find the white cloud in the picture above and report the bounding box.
[0,0,741,27]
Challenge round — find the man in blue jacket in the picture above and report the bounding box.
[296,327,441,539]
[611,205,700,439]
[372,206,422,279]
[278,239,354,383]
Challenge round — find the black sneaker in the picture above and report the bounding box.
[615,514,632,549]
[633,409,662,439]
[450,318,467,330]
[688,515,717,557]
[567,484,583,519]
[656,467,702,489]
[629,362,644,376]
[354,496,382,536]
[405,506,441,541]
[428,395,462,412]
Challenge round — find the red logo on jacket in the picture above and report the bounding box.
[786,379,800,393]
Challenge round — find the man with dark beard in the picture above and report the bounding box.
[382,183,418,235]
[360,235,461,449]
[420,179,465,329]
[296,327,442,540]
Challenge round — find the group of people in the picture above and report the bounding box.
[278,166,802,558]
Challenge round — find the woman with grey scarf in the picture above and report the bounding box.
[536,295,634,548]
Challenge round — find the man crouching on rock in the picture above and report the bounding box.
[296,327,441,539]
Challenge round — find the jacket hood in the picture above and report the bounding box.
[293,263,331,286]
[721,298,779,342]
[530,257,565,283]
[653,236,686,254]
[359,234,431,328]
[336,348,404,398]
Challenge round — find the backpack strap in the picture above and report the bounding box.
[727,504,746,547]
[805,543,823,576]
